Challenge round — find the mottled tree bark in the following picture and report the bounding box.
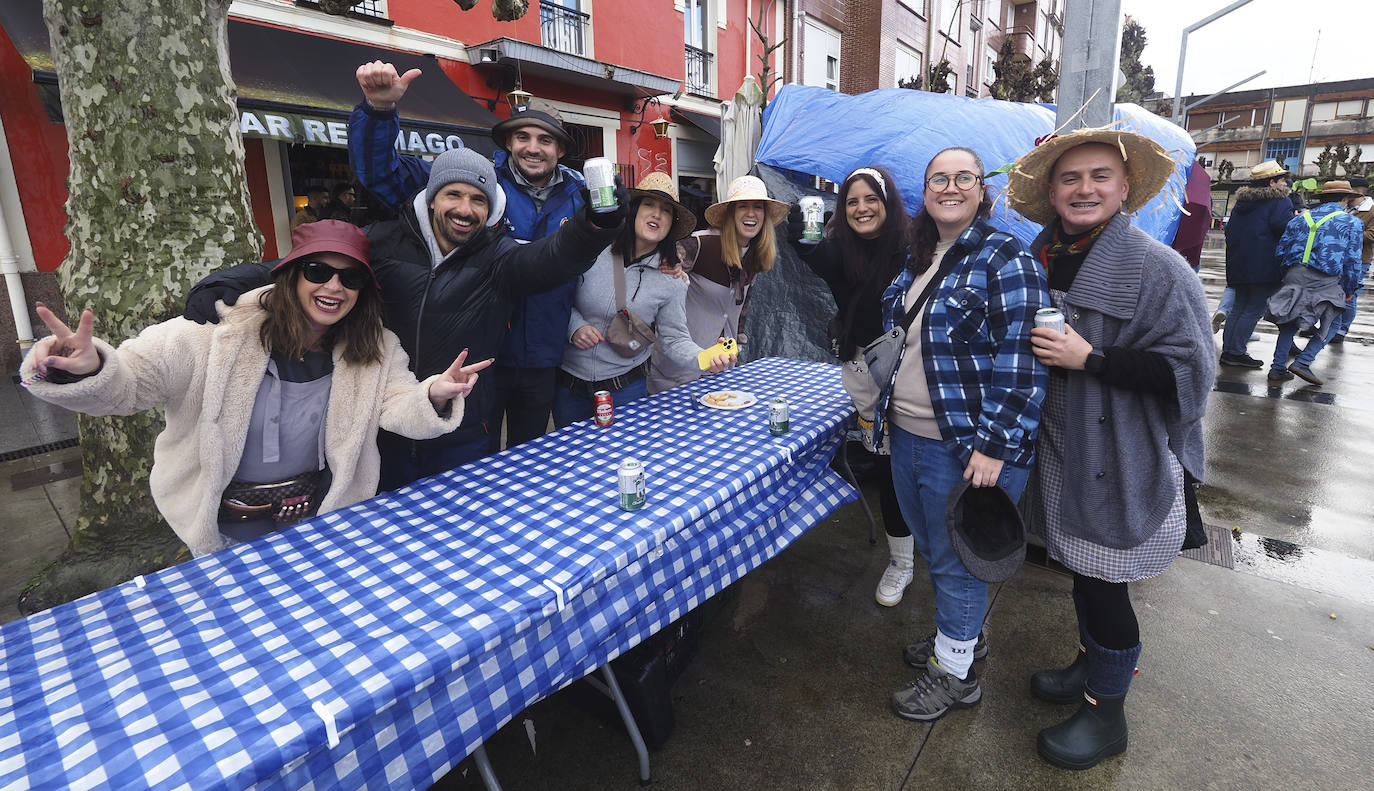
[20,0,262,613]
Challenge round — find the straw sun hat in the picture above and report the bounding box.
[1005,127,1177,227]
[627,171,698,241]
[1317,180,1359,197]
[705,175,789,228]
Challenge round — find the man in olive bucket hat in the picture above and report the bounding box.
[1006,128,1215,770]
[348,61,609,454]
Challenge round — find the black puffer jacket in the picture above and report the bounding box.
[367,200,618,448]
[797,236,908,360]
[188,197,618,450]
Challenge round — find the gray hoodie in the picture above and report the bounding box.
[561,247,702,382]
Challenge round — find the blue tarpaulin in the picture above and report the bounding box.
[755,85,1196,245]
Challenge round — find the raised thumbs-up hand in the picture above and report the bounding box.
[356,60,422,112]
[31,304,101,378]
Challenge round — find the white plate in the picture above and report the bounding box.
[700,390,757,410]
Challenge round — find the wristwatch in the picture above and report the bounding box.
[1084,347,1106,375]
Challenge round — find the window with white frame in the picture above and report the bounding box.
[894,43,922,88]
[803,18,841,91]
[541,0,589,56]
[985,45,997,86]
[1337,99,1365,118]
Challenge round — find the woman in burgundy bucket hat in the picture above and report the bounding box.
[20,220,491,558]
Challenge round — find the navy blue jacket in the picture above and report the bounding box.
[1224,185,1294,286]
[492,149,586,368]
[348,103,585,369]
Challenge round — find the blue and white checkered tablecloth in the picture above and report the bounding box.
[0,358,855,790]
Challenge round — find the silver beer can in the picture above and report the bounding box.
[768,396,790,435]
[799,196,825,242]
[582,157,618,214]
[618,459,646,511]
[1035,307,1065,334]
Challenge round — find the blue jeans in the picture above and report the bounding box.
[1271,321,1332,372]
[889,426,1030,642]
[552,374,649,429]
[1331,289,1359,337]
[1221,283,1277,356]
[1217,287,1235,316]
[377,433,491,493]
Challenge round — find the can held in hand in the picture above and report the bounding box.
[1035,308,1065,334]
[594,390,613,426]
[618,459,646,511]
[799,196,825,242]
[768,396,790,435]
[582,157,618,214]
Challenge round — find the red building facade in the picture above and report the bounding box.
[0,0,782,361]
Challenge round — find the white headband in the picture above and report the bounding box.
[848,168,888,199]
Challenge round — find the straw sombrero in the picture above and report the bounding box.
[1005,128,1176,227]
[627,171,698,241]
[705,175,789,227]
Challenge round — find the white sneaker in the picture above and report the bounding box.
[875,561,915,607]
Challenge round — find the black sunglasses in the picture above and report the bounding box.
[299,260,368,290]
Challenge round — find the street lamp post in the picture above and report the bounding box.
[1172,0,1258,126]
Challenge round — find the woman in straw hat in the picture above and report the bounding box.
[554,172,736,426]
[868,147,1047,725]
[1007,129,1214,769]
[785,166,916,607]
[20,221,489,558]
[646,174,786,393]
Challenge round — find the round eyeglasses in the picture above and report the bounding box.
[926,171,983,190]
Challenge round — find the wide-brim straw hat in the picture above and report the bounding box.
[1250,160,1290,180]
[1318,179,1359,197]
[1006,127,1176,227]
[705,175,789,228]
[627,171,698,241]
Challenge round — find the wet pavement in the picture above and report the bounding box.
[2,231,1372,787]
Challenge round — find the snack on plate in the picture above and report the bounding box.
[703,390,752,408]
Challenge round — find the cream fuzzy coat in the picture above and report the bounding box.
[21,287,463,556]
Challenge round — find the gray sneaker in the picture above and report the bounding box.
[903,630,988,668]
[891,658,982,721]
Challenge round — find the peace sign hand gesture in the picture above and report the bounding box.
[427,348,494,411]
[31,304,101,378]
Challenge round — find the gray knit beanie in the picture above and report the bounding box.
[425,147,506,226]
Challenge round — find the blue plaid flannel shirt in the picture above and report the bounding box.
[1276,203,1364,295]
[873,218,1048,467]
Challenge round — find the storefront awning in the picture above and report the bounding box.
[0,2,500,156]
[670,108,722,140]
[468,37,680,99]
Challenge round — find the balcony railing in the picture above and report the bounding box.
[685,44,713,95]
[541,3,589,56]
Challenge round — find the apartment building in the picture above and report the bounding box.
[1164,77,1374,182]
[787,0,1063,99]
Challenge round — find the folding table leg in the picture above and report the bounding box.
[472,744,503,791]
[586,665,652,785]
[836,438,878,544]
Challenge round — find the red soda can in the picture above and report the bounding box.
[594,390,613,426]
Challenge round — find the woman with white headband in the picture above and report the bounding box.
[788,166,915,608]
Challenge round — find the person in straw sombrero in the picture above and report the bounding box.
[646,174,787,392]
[1006,128,1215,770]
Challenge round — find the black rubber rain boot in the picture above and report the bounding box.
[1030,648,1088,704]
[1031,587,1090,703]
[1036,689,1128,770]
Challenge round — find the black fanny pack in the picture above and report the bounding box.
[219,470,323,525]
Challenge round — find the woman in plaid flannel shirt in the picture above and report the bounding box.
[881,147,1049,725]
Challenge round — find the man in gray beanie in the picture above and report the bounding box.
[184,107,626,490]
[350,61,602,457]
